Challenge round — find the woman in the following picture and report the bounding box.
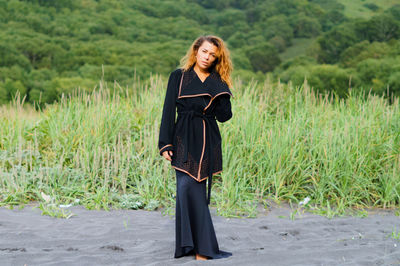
[158,35,233,260]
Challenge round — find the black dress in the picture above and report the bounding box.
[174,169,232,259]
[158,65,233,259]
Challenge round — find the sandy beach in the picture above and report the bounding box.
[1,203,399,266]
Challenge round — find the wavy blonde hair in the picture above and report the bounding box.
[180,35,233,88]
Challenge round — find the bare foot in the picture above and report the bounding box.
[196,253,208,260]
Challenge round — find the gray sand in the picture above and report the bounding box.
[0,204,399,266]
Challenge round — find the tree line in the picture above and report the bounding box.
[0,0,399,105]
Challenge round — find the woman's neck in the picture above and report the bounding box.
[194,64,210,75]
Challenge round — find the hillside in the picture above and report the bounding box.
[0,0,399,105]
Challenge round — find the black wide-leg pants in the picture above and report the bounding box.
[174,169,232,259]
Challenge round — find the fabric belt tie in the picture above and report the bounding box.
[178,110,215,205]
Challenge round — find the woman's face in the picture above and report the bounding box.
[195,41,218,71]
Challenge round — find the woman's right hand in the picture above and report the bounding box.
[162,150,173,161]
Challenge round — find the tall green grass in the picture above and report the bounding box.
[1,75,399,218]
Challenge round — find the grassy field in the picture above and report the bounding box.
[279,38,315,62]
[337,0,398,18]
[0,75,399,218]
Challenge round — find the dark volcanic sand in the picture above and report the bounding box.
[0,204,399,265]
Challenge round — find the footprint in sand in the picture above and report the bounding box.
[0,247,26,252]
[100,245,124,252]
[278,230,300,237]
[250,247,265,250]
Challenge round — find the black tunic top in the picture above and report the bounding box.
[158,65,233,204]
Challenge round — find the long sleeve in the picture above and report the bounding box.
[214,94,232,123]
[158,70,180,156]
